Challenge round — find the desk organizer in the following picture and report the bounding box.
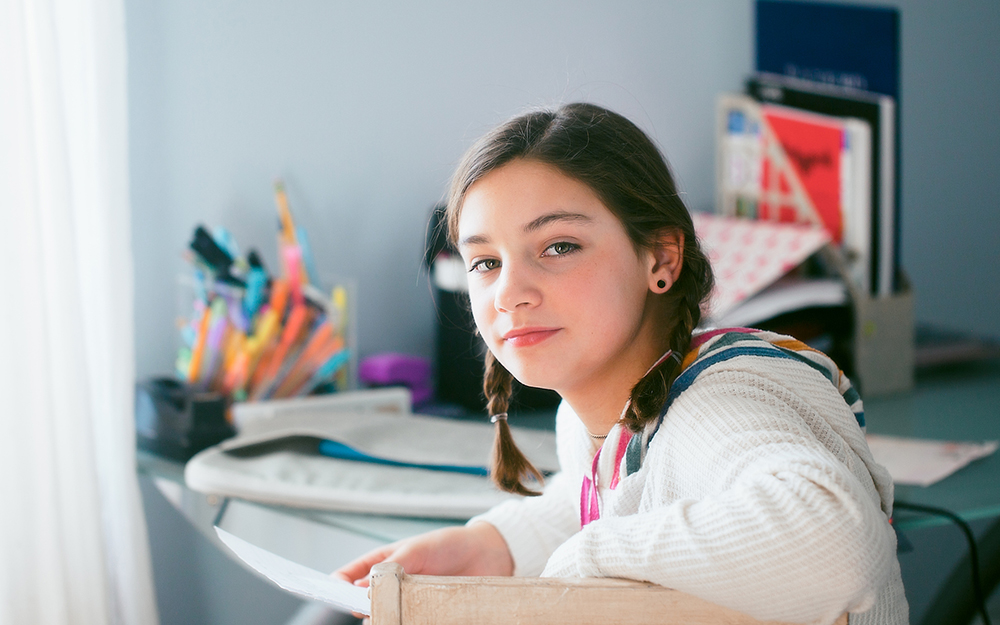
[850,273,914,397]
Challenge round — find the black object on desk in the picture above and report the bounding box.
[424,205,561,415]
[135,377,234,461]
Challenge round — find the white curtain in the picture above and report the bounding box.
[0,0,159,623]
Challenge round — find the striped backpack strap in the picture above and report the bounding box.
[624,328,864,477]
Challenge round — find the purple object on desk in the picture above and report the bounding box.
[358,353,433,406]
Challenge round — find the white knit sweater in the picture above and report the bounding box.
[473,335,908,625]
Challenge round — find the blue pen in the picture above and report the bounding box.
[244,267,267,320]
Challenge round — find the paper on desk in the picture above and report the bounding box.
[215,527,371,616]
[866,434,999,487]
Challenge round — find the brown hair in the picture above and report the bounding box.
[446,103,714,496]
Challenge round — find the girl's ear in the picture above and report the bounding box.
[649,229,684,293]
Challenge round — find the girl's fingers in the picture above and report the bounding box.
[331,525,509,587]
[332,544,398,585]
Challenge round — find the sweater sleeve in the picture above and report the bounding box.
[468,402,590,577]
[541,365,897,625]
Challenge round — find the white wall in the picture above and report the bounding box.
[128,0,1000,380]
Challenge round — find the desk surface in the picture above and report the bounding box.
[863,361,1000,529]
[139,360,1000,563]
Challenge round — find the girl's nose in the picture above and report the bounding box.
[493,262,541,312]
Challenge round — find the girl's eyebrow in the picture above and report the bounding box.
[458,211,593,249]
[458,233,489,248]
[523,211,592,233]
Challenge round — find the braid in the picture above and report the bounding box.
[622,231,714,434]
[483,351,544,496]
[483,349,512,417]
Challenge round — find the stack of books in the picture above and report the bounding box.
[707,0,902,360]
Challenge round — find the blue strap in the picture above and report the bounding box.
[666,345,803,409]
[646,340,864,448]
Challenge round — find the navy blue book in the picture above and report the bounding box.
[755,0,901,294]
[755,0,899,98]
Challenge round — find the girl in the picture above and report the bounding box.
[335,103,908,624]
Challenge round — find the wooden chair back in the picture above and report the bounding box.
[369,562,848,625]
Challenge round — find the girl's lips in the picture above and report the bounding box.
[502,327,561,347]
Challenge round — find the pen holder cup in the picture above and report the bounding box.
[135,377,234,461]
[174,273,358,401]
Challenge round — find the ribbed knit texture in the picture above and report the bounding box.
[472,331,908,625]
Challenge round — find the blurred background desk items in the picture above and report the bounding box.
[424,205,562,417]
[865,361,1000,625]
[137,407,556,625]
[713,1,916,400]
[182,394,557,519]
[172,181,355,408]
[135,377,234,461]
[138,183,360,466]
[358,353,433,410]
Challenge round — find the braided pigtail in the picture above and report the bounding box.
[621,359,673,434]
[484,351,544,496]
[622,230,715,434]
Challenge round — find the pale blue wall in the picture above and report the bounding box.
[893,1,1000,339]
[129,1,1000,381]
[127,0,756,379]
[129,0,1000,382]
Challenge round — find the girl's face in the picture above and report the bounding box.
[457,159,666,401]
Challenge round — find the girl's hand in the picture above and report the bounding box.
[332,521,514,588]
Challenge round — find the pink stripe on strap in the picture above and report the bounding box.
[608,432,631,490]
[581,446,602,527]
[581,475,598,527]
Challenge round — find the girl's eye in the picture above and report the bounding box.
[469,258,500,273]
[542,241,580,257]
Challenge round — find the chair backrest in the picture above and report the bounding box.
[369,562,848,625]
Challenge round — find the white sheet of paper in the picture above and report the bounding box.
[215,527,371,616]
[866,434,999,487]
